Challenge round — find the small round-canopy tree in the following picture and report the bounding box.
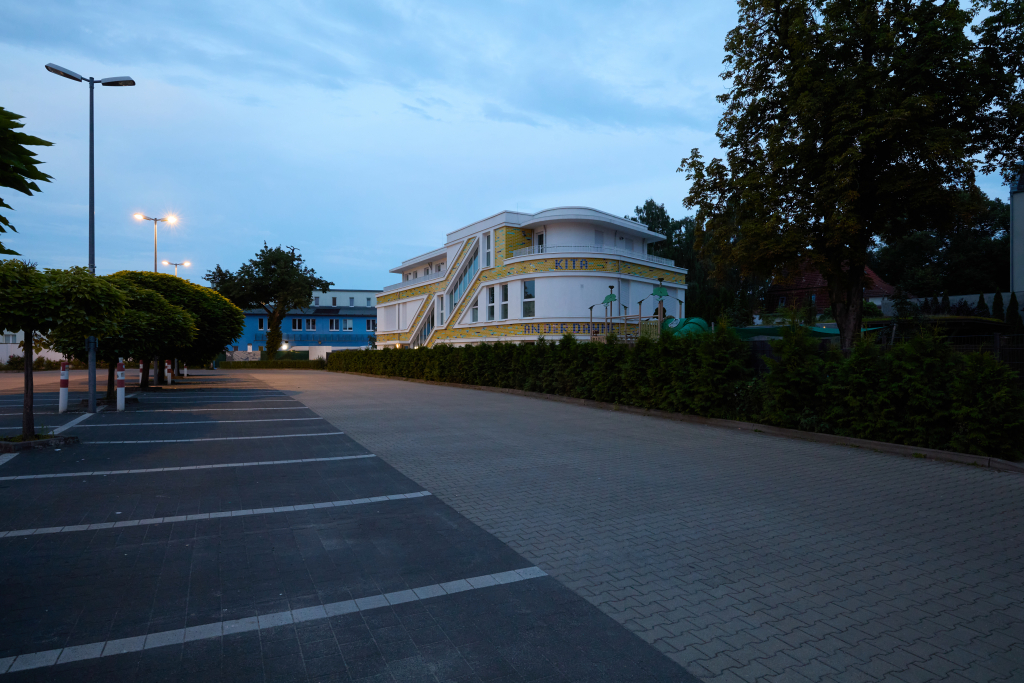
[205,243,333,357]
[0,261,125,438]
[48,280,198,395]
[109,271,244,373]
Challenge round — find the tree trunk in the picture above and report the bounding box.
[266,316,283,359]
[22,328,34,440]
[141,358,151,389]
[156,356,165,385]
[828,262,866,351]
[106,361,116,400]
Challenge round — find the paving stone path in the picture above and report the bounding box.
[250,370,1024,683]
[0,371,692,682]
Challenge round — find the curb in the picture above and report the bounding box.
[0,435,80,453]
[335,371,1024,475]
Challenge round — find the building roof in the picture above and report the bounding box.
[770,262,895,299]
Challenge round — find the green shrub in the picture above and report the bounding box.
[326,331,1024,461]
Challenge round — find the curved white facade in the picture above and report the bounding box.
[376,207,687,347]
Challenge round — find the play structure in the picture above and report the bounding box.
[589,278,709,344]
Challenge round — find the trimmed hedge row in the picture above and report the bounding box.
[220,360,326,370]
[326,328,1024,461]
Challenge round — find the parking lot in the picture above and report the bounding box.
[0,370,692,682]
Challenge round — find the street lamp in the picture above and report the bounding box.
[46,63,135,414]
[134,213,177,272]
[162,260,190,277]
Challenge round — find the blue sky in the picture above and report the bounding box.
[0,1,1010,289]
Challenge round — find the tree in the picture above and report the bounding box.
[0,262,125,439]
[992,291,1005,321]
[678,0,1022,349]
[976,293,991,317]
[205,244,333,357]
[109,271,244,374]
[1006,292,1023,330]
[0,107,53,256]
[48,279,198,395]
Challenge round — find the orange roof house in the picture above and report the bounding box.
[766,262,895,314]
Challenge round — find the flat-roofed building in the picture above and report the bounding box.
[376,207,688,347]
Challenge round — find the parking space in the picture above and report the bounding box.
[0,371,694,682]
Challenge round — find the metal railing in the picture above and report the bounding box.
[382,268,447,293]
[510,244,675,267]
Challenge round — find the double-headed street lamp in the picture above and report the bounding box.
[46,63,135,414]
[134,213,177,272]
[162,260,190,277]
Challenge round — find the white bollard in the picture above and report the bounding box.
[164,359,172,384]
[116,361,125,411]
[138,361,143,384]
[59,362,69,413]
[183,363,188,378]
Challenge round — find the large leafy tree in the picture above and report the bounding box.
[0,107,53,256]
[109,271,244,372]
[868,190,1010,296]
[679,0,1022,348]
[205,243,333,357]
[0,262,126,438]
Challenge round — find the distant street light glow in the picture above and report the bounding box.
[135,213,178,272]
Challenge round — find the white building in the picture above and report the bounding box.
[376,207,688,347]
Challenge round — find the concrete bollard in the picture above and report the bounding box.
[164,360,172,384]
[138,361,143,384]
[116,361,125,411]
[183,363,188,378]
[59,362,69,413]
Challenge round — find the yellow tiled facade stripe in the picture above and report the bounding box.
[431,320,637,343]
[375,237,479,345]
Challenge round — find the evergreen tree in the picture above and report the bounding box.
[976,293,990,317]
[930,295,940,314]
[992,291,1005,321]
[1006,292,1023,330]
[920,298,932,315]
[941,293,951,314]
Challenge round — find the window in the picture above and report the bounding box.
[258,318,264,330]
[595,231,604,247]
[471,297,479,323]
[343,319,353,331]
[247,344,252,352]
[3,334,15,344]
[487,287,495,321]
[366,319,375,331]
[624,238,634,252]
[330,319,339,331]
[366,297,372,306]
[292,318,302,331]
[484,233,492,267]
[305,318,316,331]
[424,268,429,277]
[536,233,545,253]
[332,297,337,306]
[438,296,445,325]
[258,346,263,352]
[349,297,355,307]
[314,296,319,305]
[778,296,787,307]
[233,346,239,351]
[413,307,434,347]
[448,248,480,312]
[435,263,443,273]
[500,283,509,320]
[405,273,410,281]
[523,280,535,318]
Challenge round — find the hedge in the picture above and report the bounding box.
[326,328,1024,461]
[220,360,326,370]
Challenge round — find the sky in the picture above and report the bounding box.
[1,1,1011,290]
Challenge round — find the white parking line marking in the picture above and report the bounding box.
[53,412,95,434]
[0,453,375,481]
[135,406,310,413]
[0,566,547,674]
[84,431,344,444]
[73,417,325,427]
[0,490,430,537]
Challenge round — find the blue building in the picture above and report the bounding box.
[230,288,380,359]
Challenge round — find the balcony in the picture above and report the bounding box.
[382,268,447,293]
[509,244,675,267]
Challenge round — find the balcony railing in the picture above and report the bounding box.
[510,244,675,267]
[382,268,447,293]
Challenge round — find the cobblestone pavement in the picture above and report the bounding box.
[252,370,1024,683]
[0,371,691,682]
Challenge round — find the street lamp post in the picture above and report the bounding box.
[134,214,177,272]
[162,260,191,277]
[46,63,135,414]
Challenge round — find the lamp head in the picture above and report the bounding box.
[100,76,135,87]
[183,261,191,267]
[133,213,145,220]
[45,63,83,82]
[162,260,169,266]
[165,215,177,224]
